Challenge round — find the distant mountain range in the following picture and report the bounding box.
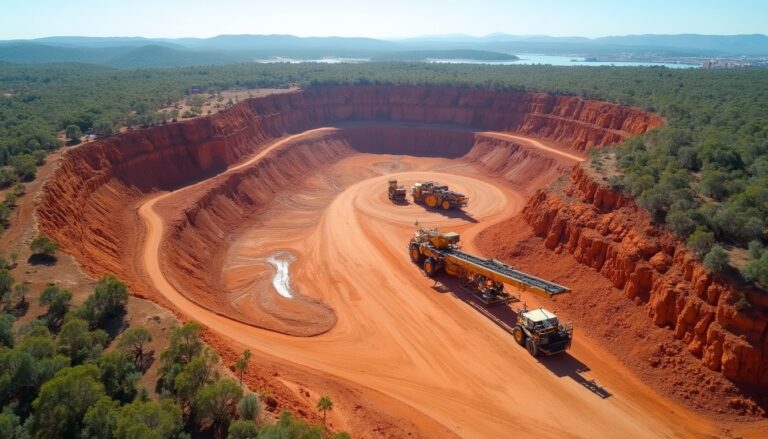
[0,33,765,68]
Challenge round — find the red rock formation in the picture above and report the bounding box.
[522,165,768,389]
[39,85,659,293]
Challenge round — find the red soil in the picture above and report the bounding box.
[37,85,758,437]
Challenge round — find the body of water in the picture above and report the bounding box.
[428,53,699,68]
[255,54,699,68]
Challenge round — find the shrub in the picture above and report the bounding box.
[687,227,715,259]
[228,420,258,439]
[703,245,729,273]
[75,275,129,329]
[30,236,59,259]
[743,250,768,287]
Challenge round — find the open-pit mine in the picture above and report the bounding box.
[37,86,767,438]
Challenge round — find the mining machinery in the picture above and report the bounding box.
[411,181,467,210]
[408,226,573,356]
[388,179,407,202]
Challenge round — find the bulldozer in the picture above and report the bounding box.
[388,179,407,202]
[408,225,573,356]
[411,181,467,210]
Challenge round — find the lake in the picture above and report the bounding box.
[255,54,700,69]
[428,53,699,69]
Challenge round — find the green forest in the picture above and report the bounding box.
[2,61,767,288]
[0,274,348,438]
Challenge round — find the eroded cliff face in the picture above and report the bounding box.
[523,165,768,389]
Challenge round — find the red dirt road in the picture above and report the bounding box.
[139,128,721,438]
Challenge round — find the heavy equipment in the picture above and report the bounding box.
[388,179,407,202]
[411,181,467,210]
[408,225,573,356]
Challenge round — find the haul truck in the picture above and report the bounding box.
[388,179,407,202]
[408,226,573,356]
[411,181,468,210]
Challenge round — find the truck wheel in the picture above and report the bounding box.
[426,195,438,208]
[525,338,538,357]
[441,200,451,210]
[423,258,438,277]
[409,244,423,263]
[512,326,526,346]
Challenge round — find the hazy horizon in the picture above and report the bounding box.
[2,0,767,40]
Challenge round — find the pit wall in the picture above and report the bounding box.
[161,125,573,329]
[523,165,768,387]
[38,85,660,289]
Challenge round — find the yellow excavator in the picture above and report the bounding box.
[408,225,573,356]
[411,181,467,210]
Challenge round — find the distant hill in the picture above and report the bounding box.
[106,45,243,68]
[0,33,765,68]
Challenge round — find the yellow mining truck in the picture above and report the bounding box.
[408,226,573,356]
[388,179,407,202]
[411,181,467,210]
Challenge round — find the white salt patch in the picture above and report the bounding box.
[265,252,296,299]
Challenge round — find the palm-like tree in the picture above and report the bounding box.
[235,349,252,386]
[317,395,333,425]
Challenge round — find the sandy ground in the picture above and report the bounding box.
[130,126,740,438]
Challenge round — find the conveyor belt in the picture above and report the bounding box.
[444,248,570,297]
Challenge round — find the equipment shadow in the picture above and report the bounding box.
[538,354,612,399]
[430,275,612,399]
[419,206,478,223]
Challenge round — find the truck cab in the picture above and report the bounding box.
[513,308,573,357]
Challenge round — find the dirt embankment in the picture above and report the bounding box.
[482,164,767,412]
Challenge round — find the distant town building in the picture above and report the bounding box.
[188,85,204,94]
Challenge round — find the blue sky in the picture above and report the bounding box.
[0,0,765,39]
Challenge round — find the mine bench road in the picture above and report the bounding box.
[138,124,720,438]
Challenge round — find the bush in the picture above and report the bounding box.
[703,245,729,273]
[748,240,765,259]
[31,364,106,438]
[0,313,14,347]
[114,399,183,439]
[56,318,108,365]
[98,351,140,403]
[238,392,261,421]
[743,249,768,287]
[65,124,82,143]
[228,419,258,439]
[687,227,715,259]
[8,154,36,181]
[666,208,697,238]
[75,275,129,329]
[39,285,72,329]
[30,236,59,259]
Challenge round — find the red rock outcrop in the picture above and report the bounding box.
[522,165,768,389]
